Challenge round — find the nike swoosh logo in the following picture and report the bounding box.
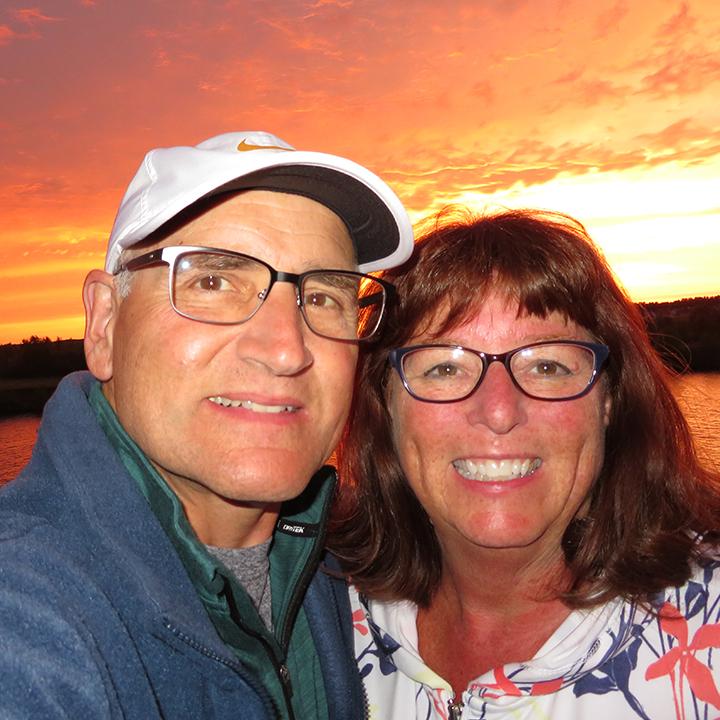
[236,139,289,152]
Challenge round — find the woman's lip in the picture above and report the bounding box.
[452,457,542,482]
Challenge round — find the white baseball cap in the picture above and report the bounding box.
[105,130,414,274]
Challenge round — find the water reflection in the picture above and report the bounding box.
[0,415,40,483]
[1,373,719,485]
[671,372,720,469]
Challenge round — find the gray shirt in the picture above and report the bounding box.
[206,538,273,629]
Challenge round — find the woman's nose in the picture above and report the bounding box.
[464,361,527,434]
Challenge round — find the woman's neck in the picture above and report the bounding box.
[416,547,574,702]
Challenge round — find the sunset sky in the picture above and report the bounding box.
[1,0,719,344]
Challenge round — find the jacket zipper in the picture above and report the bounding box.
[276,485,333,655]
[221,474,335,720]
[222,582,296,720]
[218,472,335,719]
[448,698,464,720]
[360,671,370,720]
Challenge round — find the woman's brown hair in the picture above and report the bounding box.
[329,207,720,608]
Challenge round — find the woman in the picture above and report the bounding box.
[330,208,720,719]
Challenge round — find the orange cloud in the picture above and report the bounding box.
[656,1,695,39]
[594,1,630,38]
[641,49,720,95]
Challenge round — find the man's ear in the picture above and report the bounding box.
[83,270,117,382]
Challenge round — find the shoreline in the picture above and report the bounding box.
[2,371,720,420]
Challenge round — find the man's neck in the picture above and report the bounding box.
[162,470,281,547]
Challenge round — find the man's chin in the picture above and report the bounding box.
[152,443,327,500]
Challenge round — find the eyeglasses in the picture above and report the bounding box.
[115,245,394,341]
[389,340,610,402]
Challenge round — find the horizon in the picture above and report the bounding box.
[1,0,719,344]
[4,293,719,347]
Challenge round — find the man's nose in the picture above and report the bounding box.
[237,282,313,375]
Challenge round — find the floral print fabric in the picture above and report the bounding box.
[352,558,720,719]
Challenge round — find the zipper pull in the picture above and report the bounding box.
[279,663,293,697]
[448,698,463,720]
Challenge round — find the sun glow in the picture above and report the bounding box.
[421,160,720,302]
[0,0,718,343]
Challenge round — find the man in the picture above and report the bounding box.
[0,131,413,719]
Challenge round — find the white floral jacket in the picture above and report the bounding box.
[351,558,720,719]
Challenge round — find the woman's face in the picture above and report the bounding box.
[387,290,611,564]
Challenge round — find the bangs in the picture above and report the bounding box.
[390,208,607,345]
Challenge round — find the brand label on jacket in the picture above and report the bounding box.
[276,519,319,538]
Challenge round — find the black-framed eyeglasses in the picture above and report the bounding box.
[115,245,394,342]
[389,340,610,402]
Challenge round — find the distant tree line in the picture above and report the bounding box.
[0,336,86,380]
[640,295,720,373]
[0,338,86,416]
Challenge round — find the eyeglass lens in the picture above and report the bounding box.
[400,343,599,401]
[170,250,385,340]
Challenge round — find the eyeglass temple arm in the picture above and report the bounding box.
[359,280,396,309]
[115,249,169,275]
[359,290,385,309]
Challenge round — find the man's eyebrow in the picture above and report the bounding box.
[293,259,359,272]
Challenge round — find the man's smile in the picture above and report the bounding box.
[208,395,299,414]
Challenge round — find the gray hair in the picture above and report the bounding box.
[112,250,134,299]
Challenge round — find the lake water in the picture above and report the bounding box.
[1,373,719,485]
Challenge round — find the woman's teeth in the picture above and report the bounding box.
[208,396,297,414]
[452,457,542,482]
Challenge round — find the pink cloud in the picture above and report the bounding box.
[656,1,695,40]
[260,16,344,57]
[153,49,171,67]
[0,24,18,44]
[12,8,61,24]
[307,0,353,7]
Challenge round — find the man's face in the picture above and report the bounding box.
[94,190,358,519]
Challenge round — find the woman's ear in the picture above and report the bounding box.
[82,270,117,382]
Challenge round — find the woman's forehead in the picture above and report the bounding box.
[407,292,584,344]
